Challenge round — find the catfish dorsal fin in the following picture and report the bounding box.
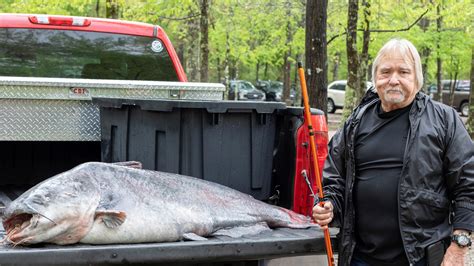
[111,161,142,169]
[94,210,127,228]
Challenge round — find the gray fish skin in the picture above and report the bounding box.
[2,162,314,245]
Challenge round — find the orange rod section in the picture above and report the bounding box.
[297,62,334,266]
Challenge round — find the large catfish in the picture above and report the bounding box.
[2,162,314,246]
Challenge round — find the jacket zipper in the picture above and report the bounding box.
[347,118,359,262]
[397,102,419,265]
[346,99,377,262]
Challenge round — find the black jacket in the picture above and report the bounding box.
[323,90,474,265]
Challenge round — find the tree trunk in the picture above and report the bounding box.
[358,0,370,98]
[305,0,328,111]
[186,8,199,82]
[96,0,100,17]
[199,0,209,82]
[436,56,442,101]
[264,62,268,79]
[342,0,360,121]
[367,58,373,82]
[283,49,291,104]
[224,32,230,98]
[282,0,293,105]
[418,16,431,92]
[449,75,458,108]
[106,0,119,19]
[223,5,233,95]
[256,61,260,82]
[217,57,221,83]
[435,3,443,102]
[231,60,238,80]
[467,45,474,139]
[331,52,341,82]
[177,42,185,68]
[294,54,301,85]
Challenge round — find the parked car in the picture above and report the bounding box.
[228,80,265,101]
[327,80,373,113]
[255,80,296,105]
[427,80,470,116]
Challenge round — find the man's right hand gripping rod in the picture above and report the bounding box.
[297,62,335,266]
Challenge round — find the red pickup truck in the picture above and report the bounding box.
[0,13,331,265]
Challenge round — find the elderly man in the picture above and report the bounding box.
[313,38,473,266]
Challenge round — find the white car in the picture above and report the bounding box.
[327,80,373,113]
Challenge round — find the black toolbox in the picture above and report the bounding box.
[93,98,286,200]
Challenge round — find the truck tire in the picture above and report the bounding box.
[460,101,469,117]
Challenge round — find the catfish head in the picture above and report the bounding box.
[2,173,101,245]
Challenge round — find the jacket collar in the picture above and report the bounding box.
[357,87,428,115]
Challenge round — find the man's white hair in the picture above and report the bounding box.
[371,38,423,91]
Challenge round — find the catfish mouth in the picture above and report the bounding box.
[2,213,35,246]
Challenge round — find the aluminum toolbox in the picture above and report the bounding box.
[0,76,225,141]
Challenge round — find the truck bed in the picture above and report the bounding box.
[0,187,336,265]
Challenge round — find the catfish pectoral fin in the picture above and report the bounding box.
[182,233,208,241]
[94,210,127,228]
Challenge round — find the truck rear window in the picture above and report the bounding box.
[0,28,179,81]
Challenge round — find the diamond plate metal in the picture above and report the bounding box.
[0,99,99,141]
[0,77,225,141]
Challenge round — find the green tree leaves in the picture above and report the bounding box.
[2,0,472,85]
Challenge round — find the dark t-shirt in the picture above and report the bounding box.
[353,102,412,265]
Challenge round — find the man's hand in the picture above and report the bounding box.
[312,201,334,229]
[441,242,468,266]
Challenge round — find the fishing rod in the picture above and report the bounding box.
[297,62,335,266]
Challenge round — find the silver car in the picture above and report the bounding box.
[327,80,373,113]
[229,80,266,101]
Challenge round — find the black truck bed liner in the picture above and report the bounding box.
[0,188,335,265]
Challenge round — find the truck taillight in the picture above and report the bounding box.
[292,113,328,217]
[28,15,91,27]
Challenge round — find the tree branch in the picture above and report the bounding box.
[328,9,429,45]
[327,31,346,45]
[369,9,429,33]
[156,14,200,21]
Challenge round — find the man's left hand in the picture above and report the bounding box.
[441,242,468,266]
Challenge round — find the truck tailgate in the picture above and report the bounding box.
[0,228,328,265]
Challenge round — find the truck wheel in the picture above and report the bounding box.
[460,101,469,117]
[327,98,336,113]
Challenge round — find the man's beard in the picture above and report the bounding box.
[383,87,405,103]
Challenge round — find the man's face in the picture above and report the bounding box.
[375,52,417,112]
